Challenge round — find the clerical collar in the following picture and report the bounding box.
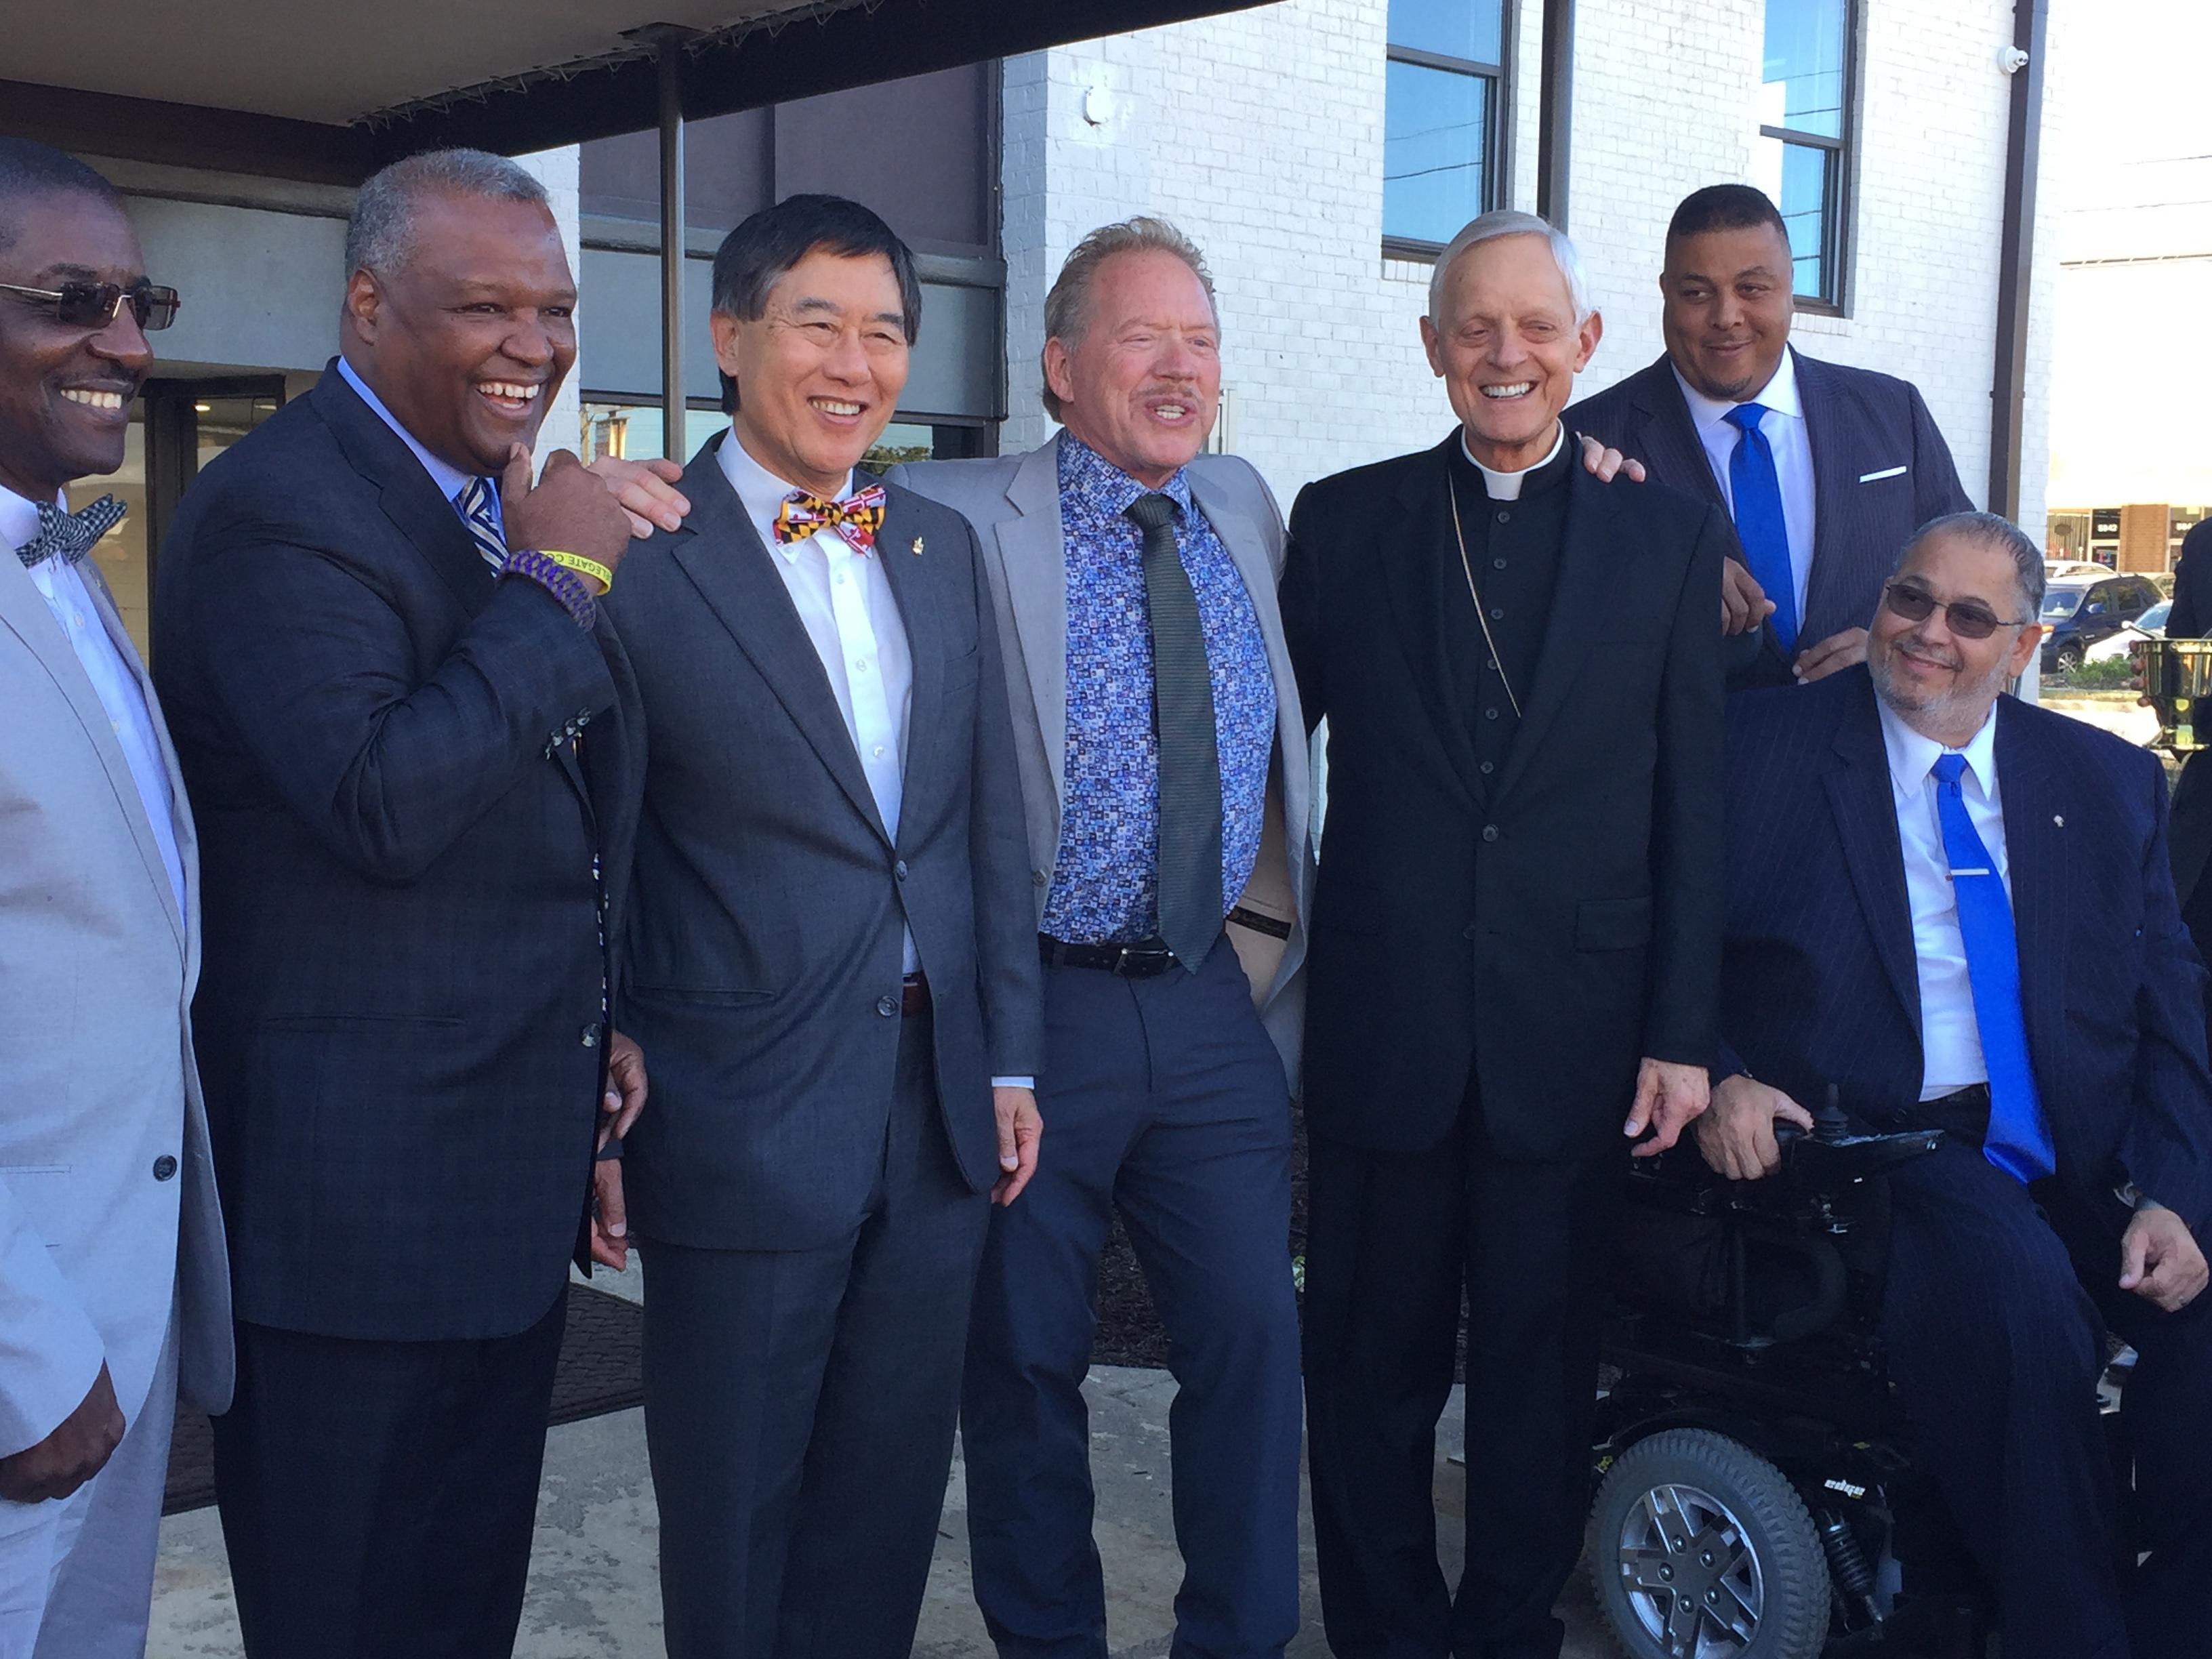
[1456,422,1568,501]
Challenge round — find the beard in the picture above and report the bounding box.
[1870,630,2015,732]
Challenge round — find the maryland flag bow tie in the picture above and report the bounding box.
[774,486,887,555]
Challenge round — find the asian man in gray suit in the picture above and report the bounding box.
[605,194,1043,1659]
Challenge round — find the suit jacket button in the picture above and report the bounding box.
[895,860,909,881]
[581,1025,601,1048]
[876,995,900,1018]
[152,1155,178,1181]
[1462,924,1479,941]
[1481,825,1500,842]
[1032,870,1048,887]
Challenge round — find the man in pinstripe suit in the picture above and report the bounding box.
[1705,512,2212,1659]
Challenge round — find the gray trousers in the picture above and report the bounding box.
[640,1010,991,1659]
[0,1307,177,1659]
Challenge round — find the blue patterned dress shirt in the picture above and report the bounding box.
[1042,434,1276,944]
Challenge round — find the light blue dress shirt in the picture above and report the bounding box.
[1,483,188,920]
[335,356,504,541]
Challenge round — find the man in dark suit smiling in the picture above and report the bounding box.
[1568,184,1972,690]
[1286,209,1725,1659]
[1706,512,2212,1659]
[604,194,1042,1659]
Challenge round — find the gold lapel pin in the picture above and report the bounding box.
[911,536,925,557]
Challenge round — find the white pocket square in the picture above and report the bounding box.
[1858,465,1908,483]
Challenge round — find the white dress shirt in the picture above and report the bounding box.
[1877,697,2010,1099]
[720,433,917,971]
[1460,421,1566,502]
[2,483,187,920]
[1675,349,1818,627]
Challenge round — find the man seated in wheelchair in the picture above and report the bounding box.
[1697,512,2212,1659]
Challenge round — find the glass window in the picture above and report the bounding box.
[1383,0,1508,252]
[1755,0,1853,306]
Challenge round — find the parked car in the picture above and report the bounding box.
[2045,558,2112,583]
[2084,598,2171,667]
[2041,574,2165,674]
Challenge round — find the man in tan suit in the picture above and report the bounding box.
[0,140,231,1658]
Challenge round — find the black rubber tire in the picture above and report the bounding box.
[2055,641,2085,674]
[1587,1427,1832,1659]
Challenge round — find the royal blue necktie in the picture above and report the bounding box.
[1723,403,1798,655]
[1931,754,2056,1183]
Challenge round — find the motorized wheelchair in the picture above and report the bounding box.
[1581,1094,2130,1658]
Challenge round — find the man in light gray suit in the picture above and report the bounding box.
[0,141,230,1658]
[890,218,1313,1658]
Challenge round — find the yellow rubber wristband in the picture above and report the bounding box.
[541,550,613,594]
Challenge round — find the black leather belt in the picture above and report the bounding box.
[1038,935,1185,977]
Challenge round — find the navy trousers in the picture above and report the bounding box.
[639,1009,991,1659]
[962,935,1303,1659]
[1879,1133,2212,1659]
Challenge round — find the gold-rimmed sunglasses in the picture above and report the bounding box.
[1880,580,2030,641]
[0,279,180,331]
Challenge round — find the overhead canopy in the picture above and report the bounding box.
[1,0,1265,184]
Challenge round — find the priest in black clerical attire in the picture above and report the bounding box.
[1282,209,1727,1659]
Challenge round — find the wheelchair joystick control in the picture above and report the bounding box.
[1814,1082,1851,1145]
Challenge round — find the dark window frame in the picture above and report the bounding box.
[1380,1,1519,262]
[1760,0,1860,314]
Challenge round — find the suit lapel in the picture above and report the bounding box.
[0,555,188,958]
[1993,699,2069,1078]
[1823,680,1922,1029]
[314,368,497,617]
[994,441,1070,803]
[869,486,940,838]
[1793,350,1857,639]
[1491,464,1619,804]
[1387,440,1481,808]
[81,561,192,953]
[668,436,892,845]
[1624,357,1727,512]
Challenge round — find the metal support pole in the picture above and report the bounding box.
[657,36,687,460]
[1536,0,1574,228]
[1988,0,2048,520]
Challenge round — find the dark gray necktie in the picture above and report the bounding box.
[1126,492,1222,968]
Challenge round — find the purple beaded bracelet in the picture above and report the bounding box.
[500,548,598,629]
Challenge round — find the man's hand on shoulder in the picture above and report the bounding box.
[1576,434,1646,485]
[0,1363,123,1503]
[1625,1059,1711,1158]
[588,455,690,539]
[1694,1075,1816,1181]
[1794,628,1870,684]
[2121,1205,2209,1313]
[1722,559,1777,637]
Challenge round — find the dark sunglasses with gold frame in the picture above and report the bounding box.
[0,278,180,331]
[1880,579,2030,642]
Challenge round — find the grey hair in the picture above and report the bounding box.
[345,149,549,277]
[1041,216,1218,422]
[1894,510,2046,616]
[1427,209,1593,327]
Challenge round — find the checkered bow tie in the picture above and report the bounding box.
[773,485,887,555]
[16,496,126,569]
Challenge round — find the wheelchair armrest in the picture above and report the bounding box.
[1778,1125,1946,1190]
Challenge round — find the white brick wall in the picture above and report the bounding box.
[1002,0,2055,538]
[518,145,585,470]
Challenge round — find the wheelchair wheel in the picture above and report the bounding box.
[1588,1428,1831,1658]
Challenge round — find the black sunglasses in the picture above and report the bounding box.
[0,279,181,331]
[1881,580,2028,641]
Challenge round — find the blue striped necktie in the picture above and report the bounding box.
[1723,403,1797,653]
[456,477,508,573]
[1931,754,2055,1183]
